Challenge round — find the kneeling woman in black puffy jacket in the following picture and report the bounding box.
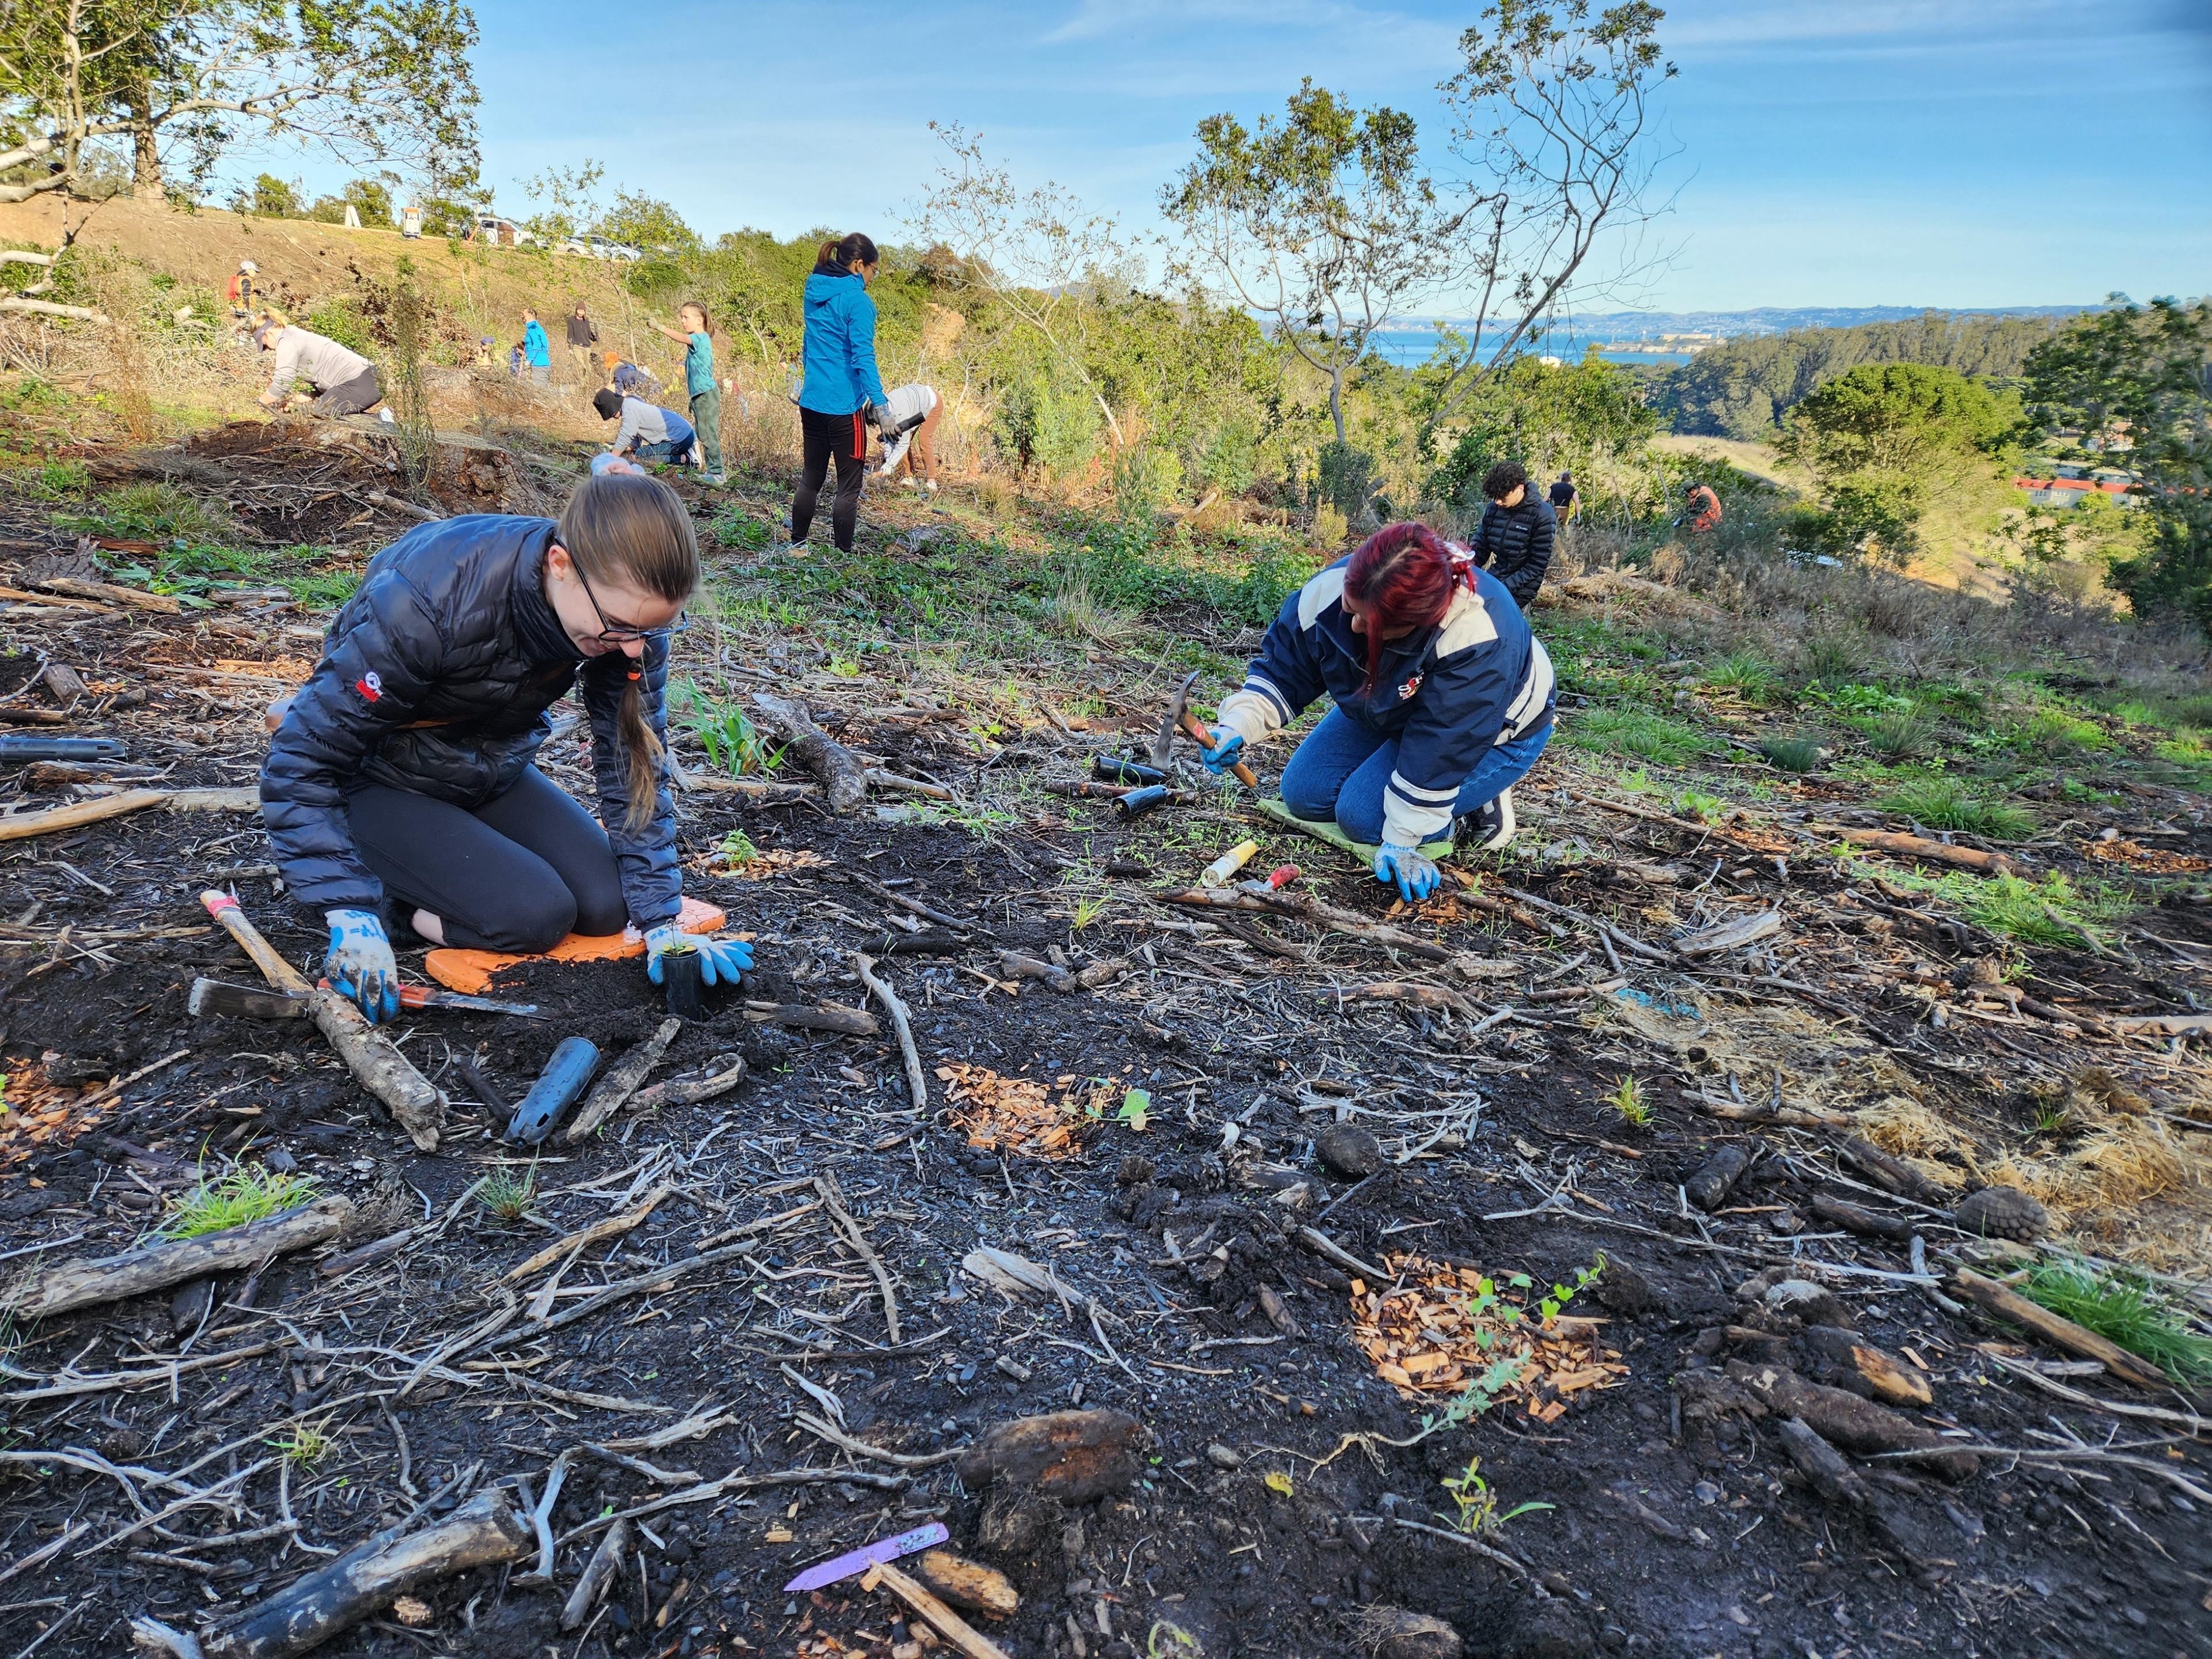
[260,469,750,1021]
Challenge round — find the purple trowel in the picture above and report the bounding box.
[782,1521,950,1594]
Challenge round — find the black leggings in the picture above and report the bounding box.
[792,406,868,551]
[344,767,626,953]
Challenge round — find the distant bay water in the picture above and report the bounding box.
[1368,327,1693,368]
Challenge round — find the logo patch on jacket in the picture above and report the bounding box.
[354,671,383,703]
[1397,672,1423,702]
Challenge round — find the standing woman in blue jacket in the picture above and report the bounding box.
[1200,522,1556,901]
[791,233,890,552]
[259,470,752,1021]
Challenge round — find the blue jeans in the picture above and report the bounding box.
[1279,706,1552,844]
[632,438,696,467]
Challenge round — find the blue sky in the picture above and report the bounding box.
[267,0,2211,313]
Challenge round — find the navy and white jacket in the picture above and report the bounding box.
[1217,556,1555,848]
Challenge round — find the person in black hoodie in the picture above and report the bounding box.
[260,470,752,1021]
[1468,460,1557,611]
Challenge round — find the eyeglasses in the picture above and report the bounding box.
[570,559,673,646]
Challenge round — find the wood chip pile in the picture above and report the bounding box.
[1348,1254,1630,1423]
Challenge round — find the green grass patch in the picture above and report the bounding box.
[160,1165,317,1239]
[1876,778,2035,840]
[1704,650,1780,702]
[1899,870,2130,952]
[2018,1257,2212,1384]
[1852,709,1936,762]
[1758,735,1825,772]
[1562,707,1722,767]
[2012,708,2109,756]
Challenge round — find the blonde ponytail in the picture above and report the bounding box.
[554,472,701,831]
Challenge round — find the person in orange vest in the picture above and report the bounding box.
[1683,480,1722,535]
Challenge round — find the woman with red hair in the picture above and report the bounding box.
[1200,522,1555,900]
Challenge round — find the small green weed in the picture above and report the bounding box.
[716,827,759,868]
[1759,735,1825,772]
[270,1419,333,1467]
[2018,1258,2212,1384]
[1565,707,1719,767]
[1705,651,1778,699]
[2014,709,2108,756]
[24,459,90,499]
[478,1161,537,1225]
[1605,1075,1652,1127]
[1671,790,1725,822]
[1440,1453,1551,1536]
[684,690,781,776]
[1858,710,1936,762]
[1070,892,1111,930]
[160,1165,317,1239]
[1146,1620,1204,1659]
[1876,778,2034,840]
[709,506,770,550]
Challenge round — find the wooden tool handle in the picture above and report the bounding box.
[200,889,313,993]
[1179,711,1260,787]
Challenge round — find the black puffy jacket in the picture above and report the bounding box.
[260,514,680,927]
[1471,495,1558,611]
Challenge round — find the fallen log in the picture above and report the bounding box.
[627,1055,747,1112]
[997,950,1077,993]
[562,1016,681,1143]
[1728,1361,1976,1479]
[6,1196,357,1321]
[955,1410,1143,1503]
[1160,886,1456,967]
[679,774,820,805]
[1675,910,1783,959]
[752,693,866,813]
[1809,1192,1915,1241]
[0,786,259,843]
[1949,1267,2173,1392]
[28,570,183,613]
[1333,981,1484,1021]
[1825,827,2023,876]
[363,489,442,524]
[200,892,446,1151]
[0,296,106,323]
[741,999,878,1036]
[1838,1135,1952,1207]
[135,1488,532,1659]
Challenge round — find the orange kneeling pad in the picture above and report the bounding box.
[423,895,728,994]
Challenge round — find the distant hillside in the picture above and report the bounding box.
[1542,304,2090,342]
[1649,310,2075,440]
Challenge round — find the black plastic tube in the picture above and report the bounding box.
[0,735,127,762]
[1113,785,1172,820]
[506,1036,600,1144]
[662,948,707,1021]
[1093,756,1165,786]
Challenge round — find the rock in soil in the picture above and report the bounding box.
[1684,1143,1751,1210]
[957,1410,1147,1502]
[1317,1122,1384,1179]
[1953,1184,2051,1242]
[1764,1278,1852,1329]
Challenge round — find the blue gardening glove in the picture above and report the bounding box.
[646,923,753,987]
[323,908,399,1022]
[1199,725,1245,777]
[1374,844,1441,903]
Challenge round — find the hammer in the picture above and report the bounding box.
[1150,670,1260,787]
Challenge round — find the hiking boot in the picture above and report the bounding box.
[1460,788,1517,852]
[706,471,728,486]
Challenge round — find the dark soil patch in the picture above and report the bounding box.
[0,558,2206,1659]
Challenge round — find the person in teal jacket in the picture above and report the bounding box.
[521,309,551,385]
[790,233,888,552]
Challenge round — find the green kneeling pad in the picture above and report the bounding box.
[1258,796,1455,866]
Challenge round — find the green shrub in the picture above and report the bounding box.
[305,297,376,357]
[1564,707,1721,767]
[1876,778,2034,840]
[2013,707,2108,755]
[1112,444,1183,522]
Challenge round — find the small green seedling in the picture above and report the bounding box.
[1118,1088,1151,1131]
[270,1419,332,1467]
[1607,1075,1652,1127]
[717,827,760,868]
[478,1160,537,1226]
[1440,1453,1551,1537]
[1071,893,1111,930]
